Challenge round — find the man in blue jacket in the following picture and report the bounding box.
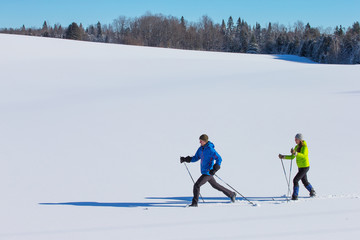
[181,134,236,207]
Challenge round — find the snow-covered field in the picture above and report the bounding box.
[1,33,360,240]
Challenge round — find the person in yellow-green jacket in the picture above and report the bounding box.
[278,133,316,200]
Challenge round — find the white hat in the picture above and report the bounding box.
[295,133,303,140]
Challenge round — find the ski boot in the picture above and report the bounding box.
[188,199,198,207]
[231,192,237,203]
[291,195,298,200]
[292,186,299,200]
[306,184,316,197]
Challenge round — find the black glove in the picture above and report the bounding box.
[278,154,285,159]
[291,148,295,155]
[180,156,192,163]
[209,164,220,175]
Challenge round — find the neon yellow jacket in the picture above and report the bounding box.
[284,140,310,168]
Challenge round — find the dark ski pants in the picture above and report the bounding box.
[192,174,234,204]
[293,167,311,188]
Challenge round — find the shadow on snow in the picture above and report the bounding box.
[39,196,288,208]
[273,54,316,64]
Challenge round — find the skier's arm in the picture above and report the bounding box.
[295,144,308,159]
[284,154,296,160]
[283,146,297,160]
[209,151,222,175]
[191,149,201,162]
[213,151,222,166]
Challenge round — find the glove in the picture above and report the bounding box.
[291,148,296,155]
[278,154,284,159]
[180,156,192,163]
[209,164,220,175]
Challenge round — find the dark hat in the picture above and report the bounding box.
[199,134,209,142]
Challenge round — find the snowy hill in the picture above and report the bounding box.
[1,33,360,240]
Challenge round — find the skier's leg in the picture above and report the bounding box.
[192,175,211,205]
[300,167,310,187]
[292,168,307,200]
[300,167,316,197]
[208,176,235,198]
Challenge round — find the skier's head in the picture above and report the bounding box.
[295,133,303,144]
[199,134,208,146]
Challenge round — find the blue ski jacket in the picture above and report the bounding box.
[191,141,222,175]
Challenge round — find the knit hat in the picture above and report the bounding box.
[199,134,209,142]
[295,133,303,141]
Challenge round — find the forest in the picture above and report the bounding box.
[1,13,359,64]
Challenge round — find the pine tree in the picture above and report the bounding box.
[21,25,26,34]
[227,16,234,35]
[255,23,261,44]
[180,16,186,30]
[96,21,103,41]
[226,16,235,51]
[179,16,187,48]
[247,34,259,53]
[334,26,344,37]
[264,23,274,53]
[240,23,249,53]
[42,21,49,37]
[42,21,48,31]
[66,22,82,40]
[352,22,360,34]
[79,23,86,40]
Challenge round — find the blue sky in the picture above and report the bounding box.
[0,0,359,29]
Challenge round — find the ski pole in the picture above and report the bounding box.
[214,174,257,206]
[184,163,205,203]
[288,157,294,198]
[280,158,290,201]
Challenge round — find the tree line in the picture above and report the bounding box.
[1,13,359,64]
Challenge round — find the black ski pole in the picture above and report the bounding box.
[214,174,257,206]
[280,158,290,202]
[184,162,205,203]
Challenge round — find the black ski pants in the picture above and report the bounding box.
[193,174,234,204]
[293,167,311,188]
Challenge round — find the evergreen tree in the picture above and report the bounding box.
[334,26,344,37]
[42,21,48,31]
[96,21,103,41]
[180,16,186,30]
[66,22,82,40]
[179,16,187,48]
[254,22,261,44]
[351,22,360,35]
[239,23,249,53]
[247,34,259,53]
[304,23,320,40]
[227,16,234,35]
[233,18,242,52]
[58,25,63,38]
[79,23,86,40]
[42,21,49,37]
[226,16,235,51]
[263,23,275,53]
[21,25,26,34]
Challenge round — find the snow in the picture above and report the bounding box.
[0,33,360,239]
